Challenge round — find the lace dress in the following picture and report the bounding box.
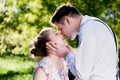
[34,57,69,80]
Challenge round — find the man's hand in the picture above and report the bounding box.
[46,41,74,58]
[66,44,75,54]
[74,77,78,80]
[46,41,58,53]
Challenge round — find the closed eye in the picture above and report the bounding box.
[53,31,58,36]
[55,33,58,35]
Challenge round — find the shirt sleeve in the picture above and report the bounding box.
[66,21,98,80]
[66,53,78,77]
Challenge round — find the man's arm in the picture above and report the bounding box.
[66,21,98,80]
[66,53,78,77]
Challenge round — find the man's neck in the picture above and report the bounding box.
[76,15,83,34]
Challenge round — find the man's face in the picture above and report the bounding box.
[55,22,67,36]
[54,17,77,40]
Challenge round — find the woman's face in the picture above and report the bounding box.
[48,29,68,57]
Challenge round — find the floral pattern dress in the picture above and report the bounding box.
[34,57,69,80]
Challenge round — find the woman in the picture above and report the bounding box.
[30,28,70,80]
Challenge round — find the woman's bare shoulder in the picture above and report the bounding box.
[33,67,47,80]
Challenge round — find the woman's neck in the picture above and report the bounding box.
[47,54,64,72]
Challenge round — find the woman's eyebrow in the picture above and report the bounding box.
[52,31,56,35]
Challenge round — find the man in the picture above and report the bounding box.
[47,4,118,80]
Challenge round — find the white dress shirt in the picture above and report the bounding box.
[66,15,118,80]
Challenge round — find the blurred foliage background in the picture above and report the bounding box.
[0,0,120,80]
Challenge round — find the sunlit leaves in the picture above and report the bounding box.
[0,0,120,55]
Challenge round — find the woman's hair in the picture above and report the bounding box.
[30,28,52,57]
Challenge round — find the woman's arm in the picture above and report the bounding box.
[33,67,47,80]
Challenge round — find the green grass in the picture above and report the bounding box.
[0,55,37,80]
[0,54,75,80]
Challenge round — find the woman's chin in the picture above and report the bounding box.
[70,36,75,41]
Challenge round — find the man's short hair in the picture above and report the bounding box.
[51,4,80,23]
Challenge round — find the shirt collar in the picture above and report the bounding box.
[78,15,91,35]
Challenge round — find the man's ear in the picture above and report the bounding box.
[64,16,70,25]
